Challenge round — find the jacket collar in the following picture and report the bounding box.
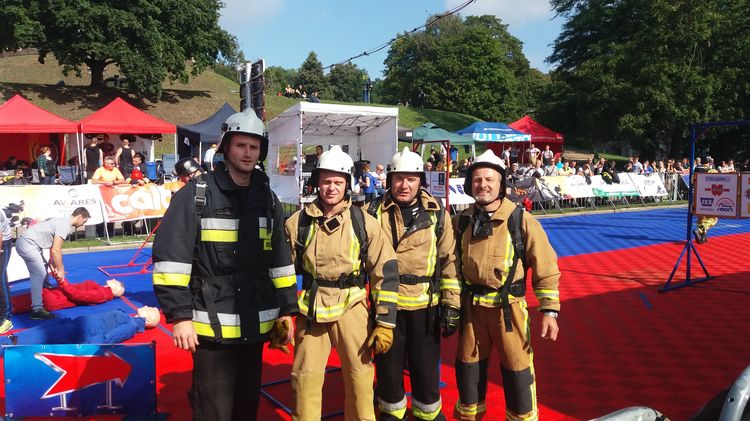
[212,162,268,191]
[466,198,516,223]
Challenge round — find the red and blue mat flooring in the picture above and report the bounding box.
[3,207,750,420]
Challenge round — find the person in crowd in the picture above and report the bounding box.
[0,210,12,333]
[2,156,17,171]
[83,137,103,180]
[5,168,30,185]
[15,207,90,320]
[152,110,298,420]
[202,143,218,171]
[285,145,399,421]
[544,159,558,176]
[541,145,554,166]
[458,159,471,177]
[115,136,135,175]
[308,89,320,103]
[526,143,541,166]
[365,148,460,421]
[502,145,512,168]
[576,166,585,176]
[555,156,564,171]
[296,84,307,99]
[91,156,125,186]
[643,160,654,174]
[740,159,750,172]
[558,161,574,176]
[532,160,545,178]
[435,160,446,172]
[601,160,620,184]
[453,150,560,420]
[722,160,736,173]
[37,146,56,185]
[127,153,149,185]
[656,160,666,173]
[632,156,644,174]
[358,161,377,203]
[582,163,594,177]
[424,162,433,171]
[372,164,387,197]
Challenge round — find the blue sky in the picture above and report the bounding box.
[219,0,564,79]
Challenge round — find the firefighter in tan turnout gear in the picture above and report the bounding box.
[152,110,298,421]
[285,145,400,421]
[453,149,560,421]
[365,147,460,421]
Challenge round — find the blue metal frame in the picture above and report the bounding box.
[660,120,750,292]
[259,367,344,419]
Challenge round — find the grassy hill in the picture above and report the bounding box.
[0,54,481,157]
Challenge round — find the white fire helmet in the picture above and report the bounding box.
[463,149,507,199]
[217,110,268,160]
[388,146,426,187]
[310,145,355,188]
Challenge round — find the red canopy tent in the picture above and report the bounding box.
[508,116,565,161]
[77,97,177,162]
[0,94,78,167]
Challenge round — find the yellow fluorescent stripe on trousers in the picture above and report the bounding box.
[272,275,297,288]
[153,272,191,287]
[378,396,407,419]
[455,401,487,416]
[193,321,241,338]
[298,287,367,318]
[200,229,238,242]
[412,398,442,420]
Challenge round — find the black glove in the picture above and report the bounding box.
[440,306,460,338]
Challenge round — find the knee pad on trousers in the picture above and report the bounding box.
[501,365,535,416]
[455,359,488,404]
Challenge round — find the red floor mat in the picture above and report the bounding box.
[3,233,749,420]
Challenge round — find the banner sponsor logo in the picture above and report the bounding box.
[98,181,184,222]
[700,197,714,207]
[708,184,729,196]
[715,198,735,213]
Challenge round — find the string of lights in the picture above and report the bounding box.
[323,0,477,71]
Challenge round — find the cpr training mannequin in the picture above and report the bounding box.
[11,279,124,314]
[0,307,160,353]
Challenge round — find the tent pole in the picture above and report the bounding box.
[173,133,177,158]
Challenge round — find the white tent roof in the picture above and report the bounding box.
[268,102,398,137]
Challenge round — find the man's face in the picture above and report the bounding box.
[225,133,261,174]
[424,163,432,171]
[103,160,116,170]
[317,170,347,207]
[391,173,421,204]
[376,165,384,174]
[471,167,502,205]
[73,216,89,228]
[14,170,23,179]
[132,157,142,166]
[316,146,323,156]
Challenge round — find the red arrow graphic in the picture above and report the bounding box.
[35,352,132,398]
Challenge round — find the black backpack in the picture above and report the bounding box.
[456,205,527,333]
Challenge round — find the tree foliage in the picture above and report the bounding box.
[1,0,235,98]
[296,51,327,95]
[265,65,298,95]
[380,14,545,122]
[540,0,750,158]
[326,62,367,102]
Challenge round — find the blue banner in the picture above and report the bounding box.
[4,343,156,418]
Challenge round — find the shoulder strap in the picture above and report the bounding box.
[349,205,368,264]
[455,211,472,261]
[434,198,445,241]
[296,211,313,271]
[508,205,527,271]
[193,174,208,216]
[366,195,383,219]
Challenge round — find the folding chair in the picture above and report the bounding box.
[57,165,79,185]
[161,154,177,182]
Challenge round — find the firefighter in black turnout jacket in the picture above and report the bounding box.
[366,147,461,420]
[153,110,298,421]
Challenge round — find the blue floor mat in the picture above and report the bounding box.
[539,207,750,257]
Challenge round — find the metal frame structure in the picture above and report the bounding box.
[660,120,750,292]
[98,220,160,277]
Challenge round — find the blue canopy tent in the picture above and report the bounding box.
[176,102,237,159]
[455,122,532,142]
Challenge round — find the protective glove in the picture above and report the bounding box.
[268,317,294,354]
[367,325,394,355]
[441,306,460,338]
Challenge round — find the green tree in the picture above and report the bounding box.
[541,0,750,157]
[296,51,327,96]
[326,63,367,102]
[265,66,298,95]
[381,14,543,122]
[1,0,235,98]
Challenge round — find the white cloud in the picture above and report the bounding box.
[445,0,553,28]
[219,0,285,29]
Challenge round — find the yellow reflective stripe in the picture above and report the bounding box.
[440,278,461,290]
[153,272,191,287]
[200,229,238,242]
[503,229,514,276]
[260,320,274,334]
[455,401,486,416]
[298,287,368,318]
[259,228,272,239]
[193,321,241,339]
[534,289,560,301]
[425,213,438,277]
[302,223,316,276]
[374,290,399,304]
[396,292,440,308]
[349,224,361,274]
[272,275,297,289]
[471,290,505,306]
[506,408,538,421]
[412,399,442,419]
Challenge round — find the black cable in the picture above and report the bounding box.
[323,0,477,71]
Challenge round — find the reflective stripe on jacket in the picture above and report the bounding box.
[285,198,399,327]
[453,198,560,311]
[368,190,460,310]
[152,163,298,344]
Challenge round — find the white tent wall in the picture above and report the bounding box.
[267,102,398,205]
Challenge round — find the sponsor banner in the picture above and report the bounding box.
[629,173,668,197]
[739,173,750,218]
[98,181,184,222]
[425,171,447,198]
[589,174,640,198]
[694,173,738,217]
[4,344,156,418]
[447,178,475,205]
[541,175,595,199]
[0,185,106,225]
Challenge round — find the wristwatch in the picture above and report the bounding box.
[542,310,559,318]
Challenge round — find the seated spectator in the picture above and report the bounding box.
[284,84,295,97]
[309,89,320,103]
[2,156,17,171]
[558,161,574,176]
[372,164,386,197]
[127,153,149,185]
[601,160,620,184]
[544,161,557,176]
[725,159,736,173]
[4,168,30,185]
[91,157,126,186]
